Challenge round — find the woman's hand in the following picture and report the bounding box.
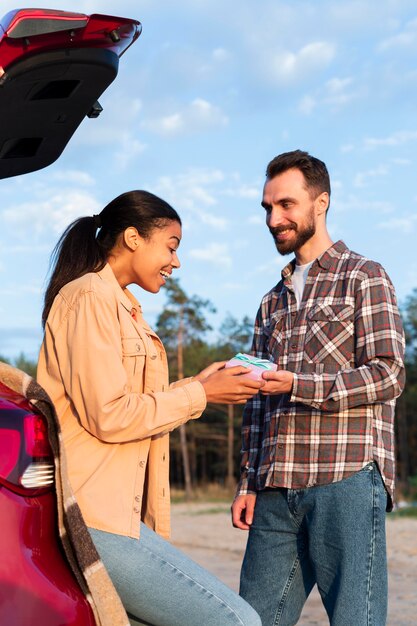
[200,365,264,404]
[194,361,227,382]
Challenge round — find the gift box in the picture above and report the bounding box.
[225,353,277,381]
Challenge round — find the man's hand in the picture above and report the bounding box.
[260,370,294,395]
[231,494,257,530]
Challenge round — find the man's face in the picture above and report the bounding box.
[262,168,318,256]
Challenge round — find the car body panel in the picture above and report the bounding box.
[0,380,96,624]
[0,487,96,625]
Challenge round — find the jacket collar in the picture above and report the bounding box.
[95,264,156,335]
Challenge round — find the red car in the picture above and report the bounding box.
[0,380,96,624]
[0,8,141,178]
[0,7,141,625]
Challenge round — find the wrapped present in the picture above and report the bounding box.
[225,353,277,381]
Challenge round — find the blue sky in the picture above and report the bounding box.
[1,0,417,361]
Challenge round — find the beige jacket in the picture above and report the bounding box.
[37,264,206,539]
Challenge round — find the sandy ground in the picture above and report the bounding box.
[171,503,417,626]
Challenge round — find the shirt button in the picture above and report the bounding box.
[136,343,142,351]
[150,354,157,360]
[135,495,141,502]
[291,344,297,350]
[139,460,145,467]
[278,443,284,449]
[282,410,289,415]
[162,454,166,461]
[133,507,140,513]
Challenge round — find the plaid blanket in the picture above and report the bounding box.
[0,361,129,626]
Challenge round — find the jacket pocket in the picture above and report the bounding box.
[121,337,146,392]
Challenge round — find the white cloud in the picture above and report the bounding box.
[0,284,42,296]
[378,18,417,52]
[74,96,143,146]
[392,157,412,166]
[249,256,282,277]
[153,168,225,214]
[364,130,417,149]
[323,76,359,107]
[189,242,232,268]
[223,184,260,200]
[248,214,264,225]
[199,213,228,230]
[3,190,101,235]
[49,170,95,186]
[340,144,355,153]
[143,98,228,137]
[353,165,389,188]
[114,133,147,170]
[212,47,230,62]
[299,76,359,115]
[326,77,353,92]
[298,95,317,115]
[377,215,417,234]
[332,195,394,215]
[221,282,246,291]
[269,41,335,84]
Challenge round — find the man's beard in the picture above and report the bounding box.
[269,212,316,256]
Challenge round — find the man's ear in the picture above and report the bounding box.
[123,226,140,251]
[316,192,329,216]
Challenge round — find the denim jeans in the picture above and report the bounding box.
[240,463,388,626]
[89,522,261,626]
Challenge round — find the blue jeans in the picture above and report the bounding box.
[240,463,388,626]
[89,522,261,626]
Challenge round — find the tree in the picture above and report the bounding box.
[0,353,37,378]
[156,278,216,498]
[217,314,254,490]
[398,289,417,491]
[14,353,37,378]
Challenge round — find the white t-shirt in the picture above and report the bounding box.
[292,260,314,309]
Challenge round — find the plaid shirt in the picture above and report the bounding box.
[238,241,405,509]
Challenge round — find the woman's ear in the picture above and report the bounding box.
[123,227,140,251]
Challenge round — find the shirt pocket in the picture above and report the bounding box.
[304,303,355,372]
[121,337,147,392]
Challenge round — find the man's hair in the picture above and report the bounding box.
[266,149,331,202]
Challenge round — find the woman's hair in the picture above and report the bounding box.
[42,190,181,326]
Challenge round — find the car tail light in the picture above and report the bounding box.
[0,392,54,495]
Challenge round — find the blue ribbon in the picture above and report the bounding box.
[233,353,275,370]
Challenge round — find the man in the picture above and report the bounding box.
[232,150,405,626]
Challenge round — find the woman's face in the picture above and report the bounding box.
[131,220,182,293]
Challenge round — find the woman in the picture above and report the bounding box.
[38,190,262,626]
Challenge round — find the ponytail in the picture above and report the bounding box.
[42,216,106,326]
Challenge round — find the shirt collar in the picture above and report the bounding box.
[281,240,347,280]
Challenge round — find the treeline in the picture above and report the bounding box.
[2,281,417,500]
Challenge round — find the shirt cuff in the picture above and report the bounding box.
[290,372,322,409]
